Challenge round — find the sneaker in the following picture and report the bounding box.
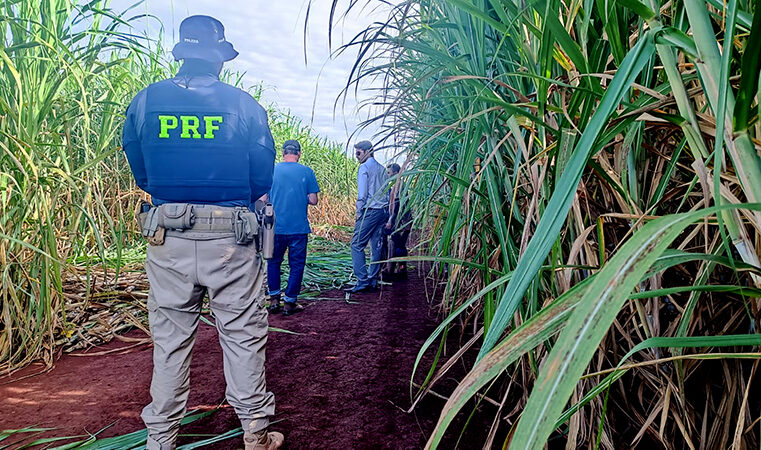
[243,429,284,450]
[268,294,282,313]
[283,301,304,316]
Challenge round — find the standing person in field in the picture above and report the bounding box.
[122,15,283,450]
[266,139,320,316]
[383,163,412,280]
[347,140,389,293]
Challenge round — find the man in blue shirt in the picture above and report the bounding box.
[348,140,389,293]
[122,16,283,450]
[266,140,320,315]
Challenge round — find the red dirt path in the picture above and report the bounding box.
[0,273,459,449]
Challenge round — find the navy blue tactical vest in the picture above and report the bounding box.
[123,61,275,206]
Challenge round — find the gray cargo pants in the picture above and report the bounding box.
[141,231,275,450]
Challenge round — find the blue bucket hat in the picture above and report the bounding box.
[171,15,239,63]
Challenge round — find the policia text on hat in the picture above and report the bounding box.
[122,16,284,450]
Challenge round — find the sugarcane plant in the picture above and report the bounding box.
[321,0,761,447]
[0,0,159,372]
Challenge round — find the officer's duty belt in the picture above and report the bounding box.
[187,206,237,232]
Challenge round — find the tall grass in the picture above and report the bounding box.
[323,0,761,447]
[0,0,155,373]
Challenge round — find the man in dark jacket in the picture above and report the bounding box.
[382,163,412,279]
[123,15,282,450]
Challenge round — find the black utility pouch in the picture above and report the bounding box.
[234,210,259,245]
[159,203,195,231]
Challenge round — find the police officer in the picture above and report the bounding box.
[122,16,283,450]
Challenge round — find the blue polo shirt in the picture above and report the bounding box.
[270,162,320,235]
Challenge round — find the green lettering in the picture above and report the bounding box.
[203,116,223,139]
[180,115,201,139]
[158,115,178,138]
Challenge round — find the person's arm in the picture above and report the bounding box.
[244,96,276,203]
[386,176,399,229]
[249,193,269,214]
[356,164,369,214]
[122,92,150,192]
[307,168,320,206]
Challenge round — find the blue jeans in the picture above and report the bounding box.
[267,234,308,302]
[351,208,389,287]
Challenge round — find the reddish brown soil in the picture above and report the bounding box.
[0,273,463,449]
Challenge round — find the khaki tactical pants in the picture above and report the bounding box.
[141,232,275,450]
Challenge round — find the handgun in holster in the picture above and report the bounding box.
[259,203,275,259]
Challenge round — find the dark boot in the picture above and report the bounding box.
[268,294,282,313]
[283,301,304,316]
[381,269,395,282]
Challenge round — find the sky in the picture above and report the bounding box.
[112,0,393,159]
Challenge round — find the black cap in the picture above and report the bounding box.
[283,140,301,152]
[354,140,373,151]
[171,15,239,63]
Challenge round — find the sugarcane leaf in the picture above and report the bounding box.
[425,274,594,448]
[655,27,698,59]
[478,31,656,360]
[733,0,761,132]
[615,0,656,20]
[509,204,761,449]
[423,226,758,447]
[557,334,761,424]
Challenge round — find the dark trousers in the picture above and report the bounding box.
[391,229,410,258]
[384,223,410,273]
[267,233,308,302]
